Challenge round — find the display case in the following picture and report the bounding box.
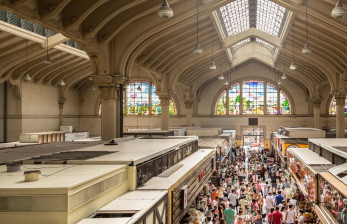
[287,148,333,203]
[318,172,347,224]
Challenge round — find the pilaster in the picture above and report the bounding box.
[184,97,194,127]
[333,92,346,138]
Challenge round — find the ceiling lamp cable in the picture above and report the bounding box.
[209,22,216,70]
[290,23,297,70]
[193,0,202,54]
[302,0,312,54]
[282,45,287,80]
[24,40,31,81]
[58,52,65,86]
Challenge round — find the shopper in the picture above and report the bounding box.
[285,204,296,224]
[224,204,235,224]
[271,207,283,224]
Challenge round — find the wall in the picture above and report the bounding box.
[1,81,81,142]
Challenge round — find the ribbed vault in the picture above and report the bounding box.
[0,0,345,99]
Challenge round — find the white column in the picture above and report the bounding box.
[58,97,66,126]
[313,101,321,129]
[335,95,346,138]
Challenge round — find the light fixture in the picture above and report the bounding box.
[24,40,31,81]
[218,72,224,80]
[302,1,312,54]
[193,0,202,54]
[282,45,287,80]
[158,0,173,18]
[331,0,347,19]
[290,23,297,70]
[278,79,282,85]
[209,61,216,70]
[44,32,52,64]
[224,80,229,85]
[209,22,216,70]
[91,84,96,91]
[59,52,65,86]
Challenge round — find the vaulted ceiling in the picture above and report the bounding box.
[0,0,346,98]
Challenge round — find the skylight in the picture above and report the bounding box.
[219,0,249,36]
[255,38,275,50]
[218,0,288,37]
[257,0,286,37]
[232,38,251,48]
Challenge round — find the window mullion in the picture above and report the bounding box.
[264,84,267,115]
[240,83,243,115]
[149,83,152,115]
[226,88,230,115]
[277,89,280,115]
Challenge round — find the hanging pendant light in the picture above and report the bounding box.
[44,33,52,64]
[282,45,287,80]
[331,0,347,19]
[158,0,173,18]
[209,22,216,70]
[24,40,31,81]
[59,52,65,86]
[290,23,297,70]
[218,72,224,80]
[278,78,282,85]
[91,84,96,91]
[193,0,202,54]
[302,1,312,54]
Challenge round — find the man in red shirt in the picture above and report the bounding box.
[271,207,283,224]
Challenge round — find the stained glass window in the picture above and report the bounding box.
[280,91,291,114]
[151,84,161,115]
[126,81,150,115]
[215,81,291,116]
[329,97,347,115]
[267,84,278,115]
[216,91,227,115]
[229,84,241,115]
[169,98,177,115]
[242,81,264,115]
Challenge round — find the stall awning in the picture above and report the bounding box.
[287,148,331,165]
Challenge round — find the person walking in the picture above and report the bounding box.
[224,204,235,224]
[285,204,296,224]
[271,207,283,224]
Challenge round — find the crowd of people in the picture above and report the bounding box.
[183,146,317,224]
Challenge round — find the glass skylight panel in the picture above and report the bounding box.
[255,38,275,50]
[232,38,250,48]
[219,0,249,36]
[257,0,286,37]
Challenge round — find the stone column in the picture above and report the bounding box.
[312,101,321,129]
[185,98,194,127]
[335,95,346,138]
[157,91,171,131]
[94,75,122,141]
[99,86,117,140]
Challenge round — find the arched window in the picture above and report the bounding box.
[266,84,278,115]
[215,80,292,116]
[216,91,227,115]
[151,84,177,115]
[126,81,150,115]
[229,84,241,115]
[242,81,264,115]
[280,91,291,115]
[329,97,347,115]
[98,81,177,116]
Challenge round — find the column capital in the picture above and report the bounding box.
[58,97,66,109]
[156,90,174,106]
[184,97,195,108]
[335,95,346,106]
